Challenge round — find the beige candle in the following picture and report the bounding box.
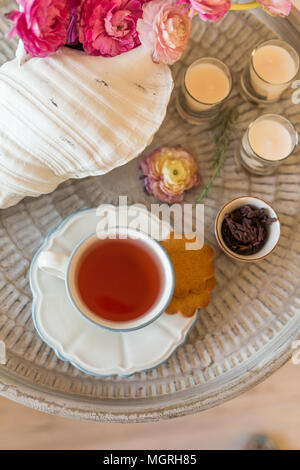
[237,114,298,175]
[250,41,299,101]
[184,58,231,112]
[248,118,293,161]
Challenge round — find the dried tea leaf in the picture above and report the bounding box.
[221,205,277,255]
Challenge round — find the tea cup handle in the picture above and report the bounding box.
[37,251,69,280]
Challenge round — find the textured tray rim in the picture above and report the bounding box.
[0,312,299,422]
[0,345,296,422]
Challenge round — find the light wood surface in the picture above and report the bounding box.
[0,361,299,450]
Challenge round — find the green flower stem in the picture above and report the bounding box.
[195,106,239,204]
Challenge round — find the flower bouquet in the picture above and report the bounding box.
[5,0,293,64]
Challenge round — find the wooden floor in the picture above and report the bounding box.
[0,1,299,449]
[0,361,299,450]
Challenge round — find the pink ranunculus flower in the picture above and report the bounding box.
[179,0,230,22]
[5,0,71,57]
[136,0,191,65]
[257,0,292,17]
[140,146,201,204]
[191,0,230,22]
[79,0,143,57]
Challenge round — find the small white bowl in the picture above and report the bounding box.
[215,196,280,262]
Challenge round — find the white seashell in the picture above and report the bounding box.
[0,46,173,208]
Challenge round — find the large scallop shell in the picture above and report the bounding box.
[0,46,173,208]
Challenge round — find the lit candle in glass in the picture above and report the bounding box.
[235,114,298,175]
[176,58,232,124]
[241,40,299,105]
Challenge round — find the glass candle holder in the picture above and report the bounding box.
[235,114,298,176]
[176,57,232,125]
[240,39,299,105]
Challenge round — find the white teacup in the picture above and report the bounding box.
[37,227,174,332]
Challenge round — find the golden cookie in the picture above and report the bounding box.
[165,290,211,317]
[160,234,215,298]
[161,233,216,317]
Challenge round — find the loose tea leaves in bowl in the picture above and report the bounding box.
[221,205,277,255]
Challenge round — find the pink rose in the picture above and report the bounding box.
[187,0,230,22]
[5,0,70,57]
[257,0,292,17]
[79,0,143,57]
[140,146,201,204]
[137,0,191,65]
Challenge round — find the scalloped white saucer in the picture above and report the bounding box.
[30,206,198,376]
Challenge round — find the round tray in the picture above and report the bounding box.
[0,1,299,422]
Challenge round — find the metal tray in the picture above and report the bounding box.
[0,1,299,422]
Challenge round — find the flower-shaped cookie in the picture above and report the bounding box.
[165,278,216,317]
[160,233,216,317]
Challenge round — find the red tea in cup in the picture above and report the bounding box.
[75,237,162,322]
[38,227,174,331]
